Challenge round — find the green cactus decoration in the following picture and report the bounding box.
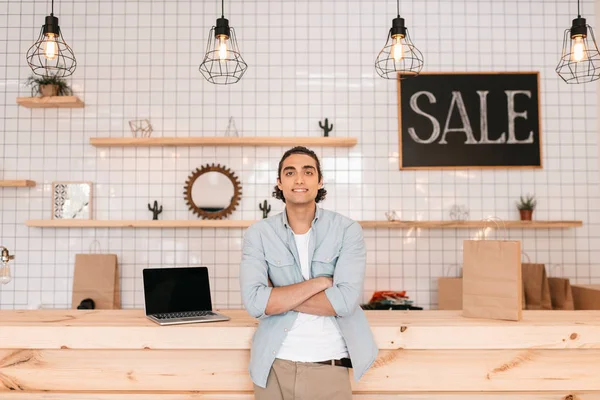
[319,118,333,137]
[148,200,163,220]
[259,200,271,219]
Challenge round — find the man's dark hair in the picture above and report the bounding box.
[272,146,327,203]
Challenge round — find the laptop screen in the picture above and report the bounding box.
[143,267,213,315]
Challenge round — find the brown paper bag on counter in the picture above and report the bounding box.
[571,285,600,310]
[522,263,552,310]
[462,239,522,321]
[72,254,121,309]
[438,278,463,310]
[438,264,463,310]
[548,277,575,310]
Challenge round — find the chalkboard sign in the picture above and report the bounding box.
[398,72,541,169]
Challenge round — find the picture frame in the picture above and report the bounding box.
[52,181,93,220]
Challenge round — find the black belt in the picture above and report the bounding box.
[315,358,352,368]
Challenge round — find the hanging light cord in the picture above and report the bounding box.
[578,0,581,18]
[221,0,224,18]
[396,0,400,17]
[51,0,54,16]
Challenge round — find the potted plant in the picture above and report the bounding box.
[517,195,536,221]
[25,74,72,97]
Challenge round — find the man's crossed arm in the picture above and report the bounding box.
[241,222,366,319]
[266,277,337,316]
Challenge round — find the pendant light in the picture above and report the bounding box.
[556,0,600,84]
[199,0,248,85]
[26,0,76,77]
[375,0,424,80]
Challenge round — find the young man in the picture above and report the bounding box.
[240,146,379,399]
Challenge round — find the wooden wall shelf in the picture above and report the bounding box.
[360,220,583,229]
[89,136,357,147]
[25,219,582,229]
[16,96,84,109]
[25,220,256,228]
[0,180,36,187]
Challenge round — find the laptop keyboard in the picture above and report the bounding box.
[154,311,217,319]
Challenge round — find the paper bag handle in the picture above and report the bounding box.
[443,263,462,277]
[521,250,531,264]
[89,240,103,254]
[480,216,507,240]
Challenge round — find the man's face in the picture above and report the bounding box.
[277,153,322,206]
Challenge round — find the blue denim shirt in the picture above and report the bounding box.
[239,206,379,388]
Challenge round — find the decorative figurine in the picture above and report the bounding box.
[449,204,470,221]
[259,200,271,219]
[319,118,333,137]
[0,246,14,285]
[148,200,163,220]
[385,210,399,221]
[77,298,95,309]
[225,116,240,137]
[129,119,153,138]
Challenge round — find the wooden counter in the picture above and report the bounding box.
[0,309,599,399]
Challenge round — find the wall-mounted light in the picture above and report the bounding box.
[26,0,76,77]
[199,0,248,85]
[556,0,600,84]
[0,246,14,285]
[375,0,424,79]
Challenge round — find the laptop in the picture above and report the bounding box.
[143,266,230,326]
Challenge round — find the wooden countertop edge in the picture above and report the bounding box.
[1,309,599,351]
[0,309,599,327]
[2,392,600,400]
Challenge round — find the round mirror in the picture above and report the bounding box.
[184,164,242,220]
[192,172,234,213]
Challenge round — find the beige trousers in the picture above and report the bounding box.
[253,358,353,400]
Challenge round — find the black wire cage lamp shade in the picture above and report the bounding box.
[199,0,248,85]
[375,0,424,80]
[556,0,600,84]
[26,0,76,77]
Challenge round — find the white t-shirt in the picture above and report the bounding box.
[276,228,349,362]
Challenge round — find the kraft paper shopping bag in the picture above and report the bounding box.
[72,254,121,309]
[462,239,522,321]
[438,277,463,310]
[572,285,600,310]
[438,264,463,310]
[522,263,552,310]
[548,277,575,310]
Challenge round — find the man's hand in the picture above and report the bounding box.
[317,276,333,290]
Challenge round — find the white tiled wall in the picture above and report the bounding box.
[1,0,599,310]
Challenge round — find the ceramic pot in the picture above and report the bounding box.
[519,209,533,221]
[40,84,58,97]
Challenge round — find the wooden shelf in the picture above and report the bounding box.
[25,219,582,229]
[0,180,36,187]
[89,136,357,147]
[16,96,84,109]
[25,220,256,228]
[360,220,583,229]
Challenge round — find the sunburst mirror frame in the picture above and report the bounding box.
[184,163,242,220]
